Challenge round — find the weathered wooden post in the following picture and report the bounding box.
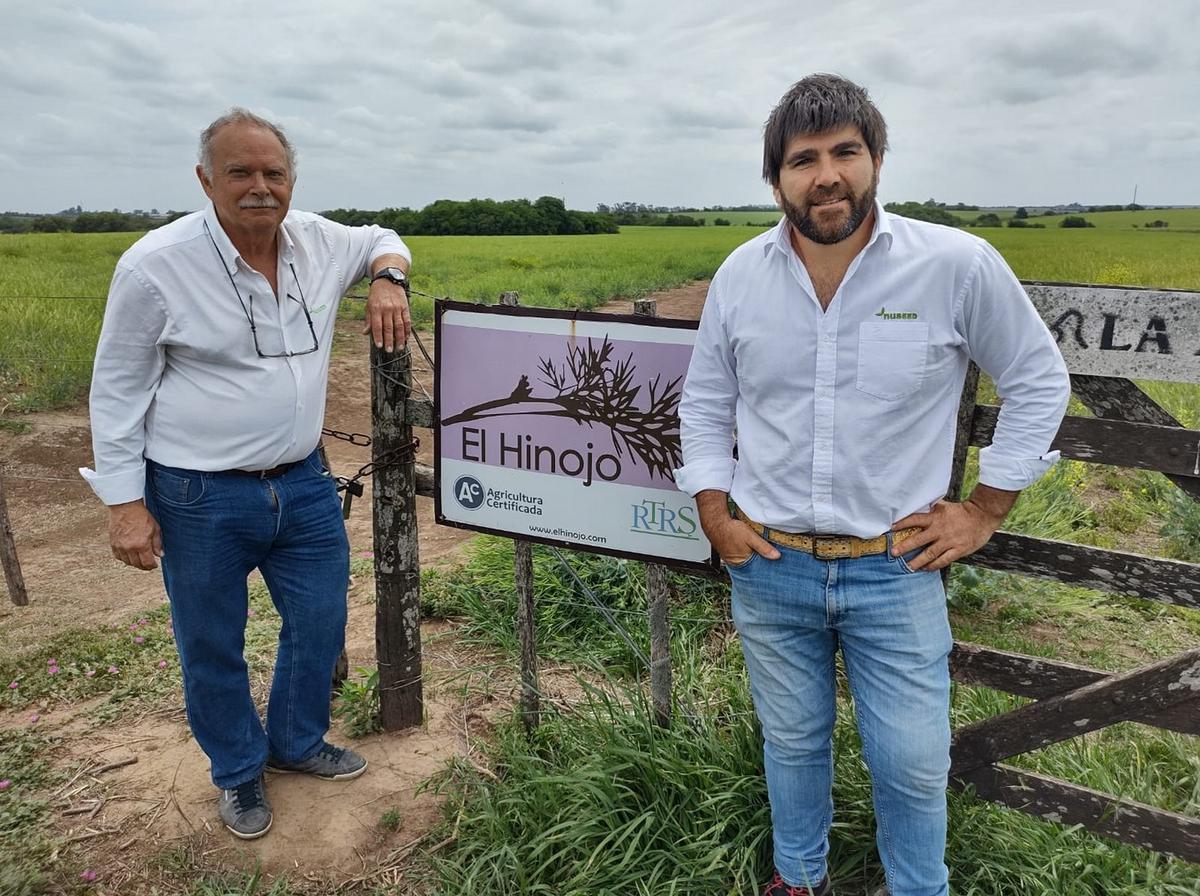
[634,298,673,726]
[371,341,422,729]
[0,472,28,606]
[499,290,540,732]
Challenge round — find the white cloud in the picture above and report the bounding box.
[1,0,1198,212]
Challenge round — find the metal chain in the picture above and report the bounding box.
[332,437,421,519]
[321,427,371,446]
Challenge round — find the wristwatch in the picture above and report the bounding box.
[370,266,409,291]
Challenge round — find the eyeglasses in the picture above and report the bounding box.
[205,222,319,359]
[245,285,319,358]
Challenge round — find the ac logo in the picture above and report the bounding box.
[453,475,485,510]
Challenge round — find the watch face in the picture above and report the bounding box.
[376,267,406,284]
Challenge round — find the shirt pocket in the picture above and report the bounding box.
[856,321,930,401]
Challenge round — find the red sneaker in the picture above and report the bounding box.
[762,870,831,896]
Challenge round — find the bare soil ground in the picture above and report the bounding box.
[0,282,709,891]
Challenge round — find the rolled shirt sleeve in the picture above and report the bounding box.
[675,274,739,496]
[960,242,1070,491]
[80,265,169,505]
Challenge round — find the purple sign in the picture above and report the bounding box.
[439,322,693,489]
[434,301,714,569]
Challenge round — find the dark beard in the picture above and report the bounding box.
[781,174,877,245]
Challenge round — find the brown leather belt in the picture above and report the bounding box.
[734,507,920,560]
[227,459,304,479]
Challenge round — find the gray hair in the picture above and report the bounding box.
[762,74,888,187]
[198,107,297,181]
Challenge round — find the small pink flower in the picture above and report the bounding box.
[8,681,17,690]
[359,551,374,558]
[247,609,256,618]
[80,869,97,883]
[138,618,148,625]
[85,669,96,678]
[157,661,168,670]
[47,658,56,666]
[107,666,119,674]
[48,667,59,676]
[133,636,145,645]
[29,713,39,723]
[129,624,138,632]
[0,780,11,790]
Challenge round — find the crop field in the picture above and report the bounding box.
[1,216,1199,893]
[2,217,1199,416]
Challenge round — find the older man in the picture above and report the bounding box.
[677,75,1069,895]
[81,108,411,839]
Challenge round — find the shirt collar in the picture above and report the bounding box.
[763,199,894,259]
[201,201,295,274]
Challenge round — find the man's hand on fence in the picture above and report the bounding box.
[364,259,412,353]
[108,500,163,570]
[891,484,1019,571]
[696,490,780,567]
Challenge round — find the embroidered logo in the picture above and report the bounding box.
[874,307,919,320]
[309,303,329,315]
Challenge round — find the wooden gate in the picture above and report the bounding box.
[945,281,1200,862]
[373,281,1200,863]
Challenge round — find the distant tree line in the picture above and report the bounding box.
[594,202,710,226]
[322,196,617,236]
[0,210,184,234]
[884,201,965,227]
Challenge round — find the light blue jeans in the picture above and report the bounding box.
[145,449,350,789]
[728,537,951,896]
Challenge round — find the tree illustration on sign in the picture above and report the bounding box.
[440,336,683,480]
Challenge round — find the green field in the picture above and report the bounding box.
[2,220,1200,892]
[1001,207,1200,230]
[5,218,1199,415]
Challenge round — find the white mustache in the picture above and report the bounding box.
[239,197,280,209]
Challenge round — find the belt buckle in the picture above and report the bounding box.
[811,536,846,560]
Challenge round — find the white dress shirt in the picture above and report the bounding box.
[81,203,410,506]
[676,204,1070,538]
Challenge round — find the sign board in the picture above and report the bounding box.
[1027,283,1200,383]
[434,301,716,570]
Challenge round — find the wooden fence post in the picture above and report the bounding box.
[0,472,28,606]
[634,298,673,726]
[371,341,423,729]
[499,291,540,732]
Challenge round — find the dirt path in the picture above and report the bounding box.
[0,280,709,888]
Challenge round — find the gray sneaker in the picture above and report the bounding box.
[218,775,272,839]
[266,742,367,780]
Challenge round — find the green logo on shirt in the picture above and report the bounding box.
[874,307,919,320]
[309,304,328,315]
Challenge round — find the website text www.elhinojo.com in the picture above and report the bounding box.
[528,525,607,544]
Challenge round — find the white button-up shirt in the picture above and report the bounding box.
[676,205,1070,538]
[81,203,410,505]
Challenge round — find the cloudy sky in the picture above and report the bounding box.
[4,0,1198,214]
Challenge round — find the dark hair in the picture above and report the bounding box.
[762,74,888,186]
[199,107,297,182]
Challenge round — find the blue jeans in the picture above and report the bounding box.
[145,449,350,789]
[728,538,951,896]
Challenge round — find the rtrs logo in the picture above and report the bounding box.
[630,499,699,539]
[453,475,485,510]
